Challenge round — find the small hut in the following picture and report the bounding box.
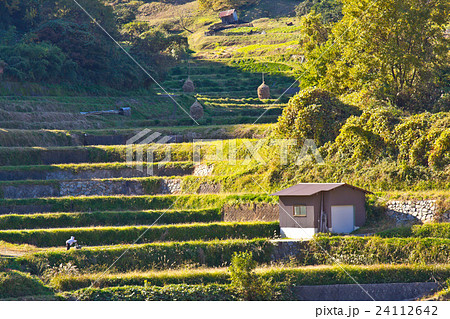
[257,74,270,99]
[190,100,204,120]
[219,9,238,24]
[183,77,195,92]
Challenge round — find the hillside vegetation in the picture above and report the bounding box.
[0,0,449,302]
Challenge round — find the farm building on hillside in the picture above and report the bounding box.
[271,183,371,239]
[219,9,238,24]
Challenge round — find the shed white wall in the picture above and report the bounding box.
[280,227,316,239]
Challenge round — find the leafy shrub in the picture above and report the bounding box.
[229,251,276,300]
[0,221,279,247]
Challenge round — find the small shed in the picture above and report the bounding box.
[219,9,238,24]
[271,183,371,239]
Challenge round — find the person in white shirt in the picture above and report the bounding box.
[66,236,77,250]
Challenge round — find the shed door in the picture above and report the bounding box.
[331,205,354,234]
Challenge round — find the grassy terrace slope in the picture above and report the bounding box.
[0,208,222,229]
[0,194,275,213]
[0,123,274,147]
[51,264,450,291]
[0,222,279,247]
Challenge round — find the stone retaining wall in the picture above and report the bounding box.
[1,177,219,198]
[223,203,278,222]
[386,200,438,223]
[293,282,439,301]
[60,180,145,197]
[0,166,195,181]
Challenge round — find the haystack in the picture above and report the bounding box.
[183,77,195,92]
[190,100,204,120]
[257,81,270,99]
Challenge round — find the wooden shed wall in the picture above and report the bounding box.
[278,185,367,229]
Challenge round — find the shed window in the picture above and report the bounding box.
[293,205,307,217]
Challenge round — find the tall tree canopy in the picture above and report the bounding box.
[299,0,450,111]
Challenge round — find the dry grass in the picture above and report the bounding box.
[0,241,41,257]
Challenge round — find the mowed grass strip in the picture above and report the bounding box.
[0,208,222,230]
[50,264,450,291]
[9,239,274,273]
[0,221,279,247]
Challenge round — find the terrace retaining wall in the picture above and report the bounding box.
[0,178,220,199]
[386,200,449,223]
[223,203,278,222]
[0,166,195,181]
[293,282,439,301]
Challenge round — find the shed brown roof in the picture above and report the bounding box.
[219,9,236,18]
[270,183,371,196]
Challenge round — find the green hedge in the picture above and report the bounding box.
[0,221,279,247]
[51,264,450,292]
[65,283,293,301]
[52,269,230,291]
[0,270,53,298]
[0,208,222,230]
[67,284,240,301]
[11,239,274,274]
[0,194,275,213]
[377,223,450,238]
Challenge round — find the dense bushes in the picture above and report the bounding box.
[275,87,359,145]
[12,239,274,274]
[0,208,222,230]
[0,270,52,298]
[0,0,185,89]
[0,43,77,82]
[0,221,279,247]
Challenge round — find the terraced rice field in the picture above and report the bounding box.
[0,135,282,299]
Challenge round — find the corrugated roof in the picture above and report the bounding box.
[219,9,236,18]
[270,183,370,196]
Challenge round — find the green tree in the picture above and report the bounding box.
[296,0,343,23]
[301,0,450,110]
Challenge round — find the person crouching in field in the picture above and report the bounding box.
[66,236,77,250]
